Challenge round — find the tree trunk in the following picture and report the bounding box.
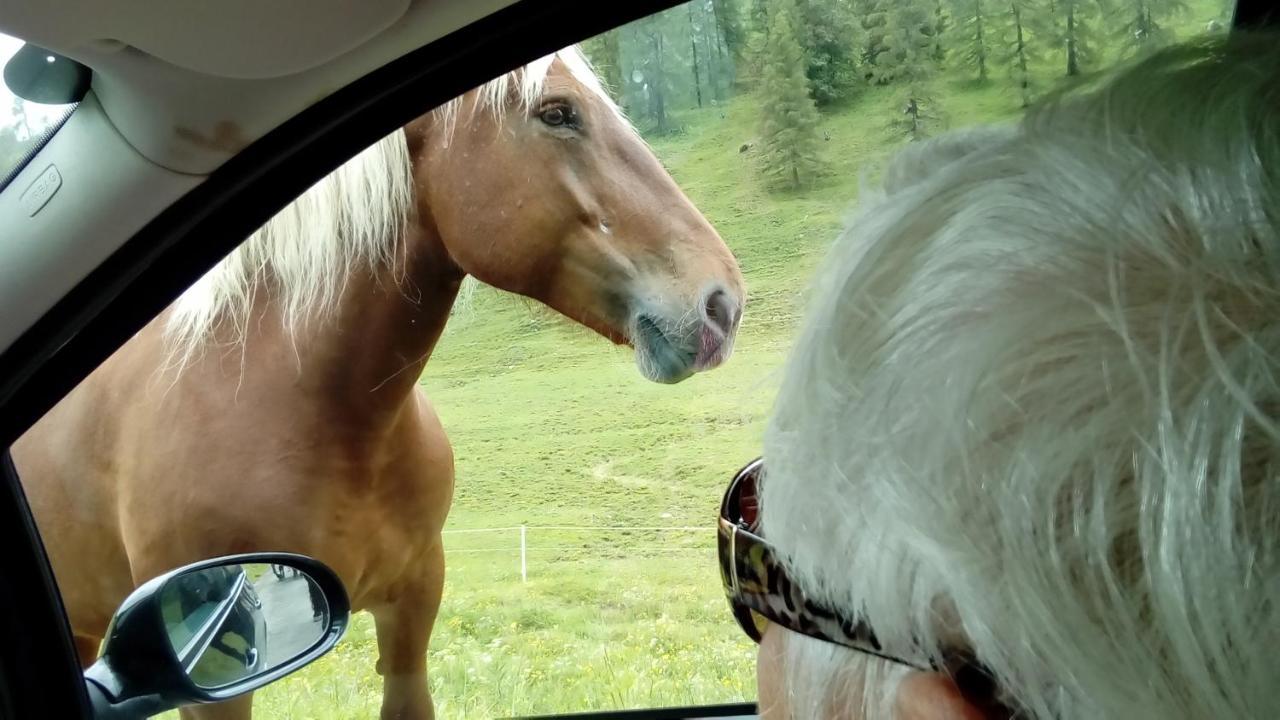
[1065,3,1080,76]
[1013,2,1031,107]
[975,0,988,80]
[652,30,667,132]
[707,0,725,100]
[588,31,623,97]
[712,0,742,59]
[934,0,947,62]
[689,4,704,108]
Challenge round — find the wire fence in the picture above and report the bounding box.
[441,525,712,582]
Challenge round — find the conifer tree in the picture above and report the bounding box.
[1113,0,1188,56]
[1049,0,1107,76]
[1000,0,1047,107]
[951,0,993,81]
[580,31,624,99]
[870,0,938,85]
[757,1,825,189]
[795,0,862,105]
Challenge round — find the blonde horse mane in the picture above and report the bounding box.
[164,46,616,370]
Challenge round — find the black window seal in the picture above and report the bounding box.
[0,102,76,195]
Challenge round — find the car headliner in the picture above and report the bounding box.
[0,0,520,367]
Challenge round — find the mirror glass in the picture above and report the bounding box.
[158,562,329,689]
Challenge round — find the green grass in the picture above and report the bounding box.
[179,7,1231,718]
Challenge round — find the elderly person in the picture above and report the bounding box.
[720,35,1279,719]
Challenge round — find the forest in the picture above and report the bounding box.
[581,0,1230,189]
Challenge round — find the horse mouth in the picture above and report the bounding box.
[632,314,736,384]
[633,315,697,384]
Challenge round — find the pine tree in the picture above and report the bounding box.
[750,0,771,39]
[757,1,824,190]
[950,0,993,81]
[1112,0,1189,56]
[689,3,705,107]
[932,0,949,64]
[795,0,862,106]
[870,0,939,85]
[1000,0,1046,107]
[625,15,672,133]
[580,31,624,99]
[711,0,746,60]
[851,0,892,81]
[1048,0,1107,76]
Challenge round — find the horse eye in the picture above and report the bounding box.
[539,105,572,128]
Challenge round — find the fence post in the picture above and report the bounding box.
[520,525,527,583]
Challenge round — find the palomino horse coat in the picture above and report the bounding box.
[15,48,743,720]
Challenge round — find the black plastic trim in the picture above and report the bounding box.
[0,448,92,719]
[514,702,757,720]
[1233,0,1277,29]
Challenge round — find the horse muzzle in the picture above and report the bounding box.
[632,286,742,384]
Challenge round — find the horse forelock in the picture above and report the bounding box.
[434,45,625,143]
[163,46,621,374]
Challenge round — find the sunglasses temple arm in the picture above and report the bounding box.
[728,525,740,595]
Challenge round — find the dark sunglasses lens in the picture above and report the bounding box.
[737,464,760,527]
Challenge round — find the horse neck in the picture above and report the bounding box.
[242,221,462,428]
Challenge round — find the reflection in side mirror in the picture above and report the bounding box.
[84,553,349,720]
[160,563,330,690]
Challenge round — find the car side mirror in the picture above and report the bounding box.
[83,553,349,720]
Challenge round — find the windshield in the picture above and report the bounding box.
[0,33,76,185]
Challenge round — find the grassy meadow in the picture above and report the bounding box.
[176,4,1230,717]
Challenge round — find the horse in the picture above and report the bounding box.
[13,46,744,720]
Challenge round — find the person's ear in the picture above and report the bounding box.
[894,671,988,720]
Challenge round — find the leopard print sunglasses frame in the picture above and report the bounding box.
[720,458,999,672]
[719,458,1018,715]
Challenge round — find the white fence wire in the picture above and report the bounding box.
[441,525,710,582]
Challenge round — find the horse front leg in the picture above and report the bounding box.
[373,541,445,720]
[74,634,101,669]
[179,693,253,720]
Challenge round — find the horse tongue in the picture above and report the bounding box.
[694,323,727,371]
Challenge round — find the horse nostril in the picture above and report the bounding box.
[703,289,738,337]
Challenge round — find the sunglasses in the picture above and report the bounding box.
[718,457,1007,708]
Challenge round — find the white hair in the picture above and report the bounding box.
[164,46,615,371]
[761,34,1280,719]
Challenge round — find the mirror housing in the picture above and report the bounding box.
[84,553,349,720]
[2,43,91,105]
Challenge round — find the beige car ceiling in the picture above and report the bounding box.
[1,0,516,174]
[0,0,518,363]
